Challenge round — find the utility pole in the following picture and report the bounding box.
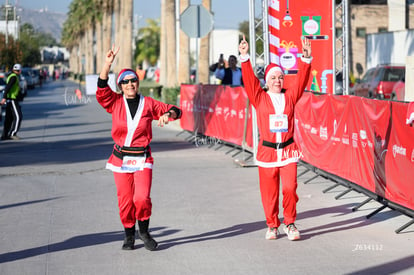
[5,0,9,45]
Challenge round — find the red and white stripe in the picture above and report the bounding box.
[268,0,281,65]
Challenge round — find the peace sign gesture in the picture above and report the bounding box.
[105,44,120,65]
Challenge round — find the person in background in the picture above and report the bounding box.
[214,54,243,86]
[96,45,182,251]
[239,35,312,241]
[1,64,23,140]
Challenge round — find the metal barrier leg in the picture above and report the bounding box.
[185,134,195,142]
[297,168,310,178]
[243,153,253,162]
[226,146,237,155]
[303,174,319,184]
[335,187,353,200]
[176,130,186,137]
[232,149,242,158]
[395,219,414,234]
[352,198,373,212]
[322,183,341,193]
[366,205,387,219]
[214,143,225,151]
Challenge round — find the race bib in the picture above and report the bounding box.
[269,114,288,133]
[121,155,146,172]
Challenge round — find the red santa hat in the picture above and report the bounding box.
[264,63,284,83]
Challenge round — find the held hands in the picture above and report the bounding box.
[239,35,249,56]
[301,37,312,58]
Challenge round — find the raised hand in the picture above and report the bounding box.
[105,44,120,65]
[301,37,311,58]
[239,35,249,56]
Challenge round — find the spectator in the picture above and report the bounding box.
[214,54,243,86]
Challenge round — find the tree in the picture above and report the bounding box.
[198,0,211,84]
[0,33,23,70]
[134,19,160,67]
[178,0,190,84]
[239,20,263,57]
[165,0,177,87]
[18,23,42,67]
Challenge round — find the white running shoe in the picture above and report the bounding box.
[283,223,301,240]
[265,227,278,240]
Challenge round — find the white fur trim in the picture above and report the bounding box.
[239,54,250,63]
[265,66,284,83]
[300,56,313,64]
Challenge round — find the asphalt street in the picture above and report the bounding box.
[0,79,413,275]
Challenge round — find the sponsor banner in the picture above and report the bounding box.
[180,84,253,148]
[295,93,414,210]
[268,0,333,93]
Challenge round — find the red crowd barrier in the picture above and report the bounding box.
[180,85,414,212]
[295,93,414,211]
[180,84,253,148]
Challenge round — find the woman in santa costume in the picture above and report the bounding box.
[238,36,312,241]
[96,45,181,250]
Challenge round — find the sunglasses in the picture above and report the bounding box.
[119,78,138,85]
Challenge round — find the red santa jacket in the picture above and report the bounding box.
[241,57,311,167]
[96,85,179,172]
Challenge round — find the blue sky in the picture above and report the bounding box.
[16,0,251,30]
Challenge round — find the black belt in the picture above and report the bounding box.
[113,144,149,159]
[262,137,294,149]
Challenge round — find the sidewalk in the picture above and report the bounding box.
[0,80,413,275]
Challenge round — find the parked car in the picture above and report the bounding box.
[19,74,28,97]
[335,71,356,95]
[351,65,405,99]
[391,77,405,101]
[21,68,35,89]
[0,74,6,92]
[30,68,41,87]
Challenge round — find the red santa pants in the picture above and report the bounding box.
[258,162,299,228]
[113,168,153,228]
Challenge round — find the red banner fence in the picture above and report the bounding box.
[180,84,414,213]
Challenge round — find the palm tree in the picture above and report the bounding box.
[119,0,133,70]
[178,0,190,84]
[165,0,177,87]
[94,0,105,74]
[160,0,167,86]
[101,0,114,72]
[135,19,160,67]
[198,0,211,84]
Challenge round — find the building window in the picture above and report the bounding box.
[378,27,387,33]
[335,27,343,38]
[356,27,366,38]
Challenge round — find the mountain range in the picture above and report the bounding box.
[17,6,67,43]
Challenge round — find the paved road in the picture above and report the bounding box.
[0,79,413,275]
